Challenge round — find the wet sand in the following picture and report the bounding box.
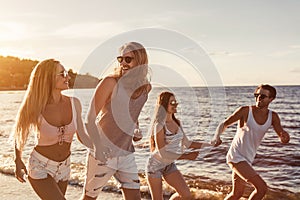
[0,173,123,200]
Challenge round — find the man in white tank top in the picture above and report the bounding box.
[211,84,290,200]
[82,42,151,200]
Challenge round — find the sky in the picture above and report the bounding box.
[0,0,299,86]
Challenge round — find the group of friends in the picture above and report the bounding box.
[13,42,290,200]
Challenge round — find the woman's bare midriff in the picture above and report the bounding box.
[34,142,71,162]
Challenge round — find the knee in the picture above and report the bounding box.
[180,191,192,200]
[256,181,268,195]
[225,187,244,200]
[248,175,268,196]
[232,190,244,199]
[232,185,245,198]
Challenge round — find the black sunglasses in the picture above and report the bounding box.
[254,93,269,99]
[169,100,178,106]
[117,56,134,64]
[57,70,68,78]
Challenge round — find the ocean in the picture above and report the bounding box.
[0,86,299,199]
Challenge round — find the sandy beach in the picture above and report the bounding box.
[0,173,125,200]
[0,173,232,200]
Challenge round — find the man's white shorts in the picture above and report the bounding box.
[83,153,140,198]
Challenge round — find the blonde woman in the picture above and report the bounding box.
[83,42,151,200]
[146,91,211,200]
[13,59,92,200]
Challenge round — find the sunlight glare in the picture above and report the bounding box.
[0,22,26,41]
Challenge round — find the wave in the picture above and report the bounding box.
[1,86,299,199]
[1,165,298,200]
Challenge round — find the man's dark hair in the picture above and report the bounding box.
[255,84,277,99]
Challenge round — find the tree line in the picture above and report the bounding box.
[0,56,99,90]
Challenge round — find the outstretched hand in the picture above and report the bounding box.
[14,159,28,183]
[184,151,199,160]
[211,137,222,147]
[279,131,290,144]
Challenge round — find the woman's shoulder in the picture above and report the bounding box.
[63,96,81,110]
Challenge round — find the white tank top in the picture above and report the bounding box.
[151,124,190,163]
[86,82,148,157]
[163,126,185,154]
[226,106,272,165]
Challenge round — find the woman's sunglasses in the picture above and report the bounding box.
[57,70,68,78]
[169,100,178,106]
[117,56,134,64]
[254,93,269,99]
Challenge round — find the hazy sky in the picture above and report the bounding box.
[0,0,299,86]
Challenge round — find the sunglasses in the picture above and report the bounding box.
[254,93,269,99]
[117,56,134,64]
[169,100,178,106]
[57,70,68,78]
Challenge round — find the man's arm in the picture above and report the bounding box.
[211,106,248,146]
[84,77,116,162]
[94,77,116,115]
[272,112,290,144]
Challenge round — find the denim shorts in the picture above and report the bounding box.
[84,153,140,198]
[28,149,71,183]
[146,156,178,178]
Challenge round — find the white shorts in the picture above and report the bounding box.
[28,149,71,183]
[84,153,140,198]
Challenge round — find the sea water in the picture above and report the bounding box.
[0,86,299,199]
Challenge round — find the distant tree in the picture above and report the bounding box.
[0,55,99,90]
[0,56,37,89]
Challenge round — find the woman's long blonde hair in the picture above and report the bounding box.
[14,59,59,150]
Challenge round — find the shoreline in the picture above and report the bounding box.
[1,172,298,200]
[0,173,124,200]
